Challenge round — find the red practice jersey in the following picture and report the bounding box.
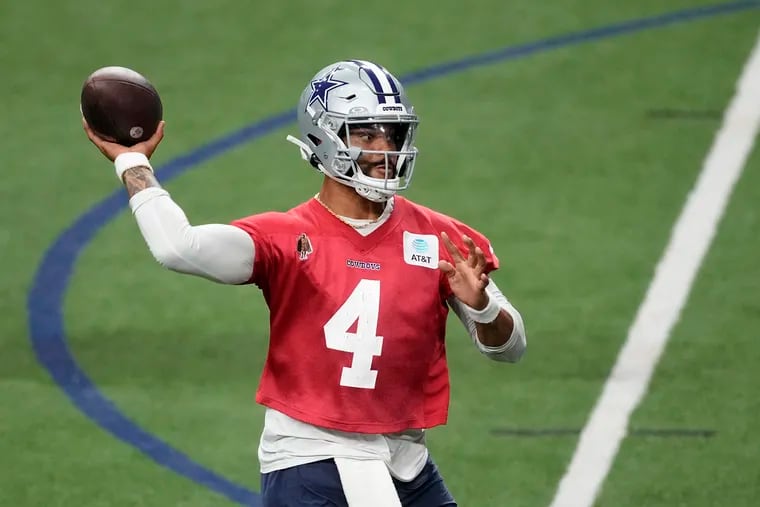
[231,196,498,434]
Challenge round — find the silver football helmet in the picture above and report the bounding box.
[286,60,419,202]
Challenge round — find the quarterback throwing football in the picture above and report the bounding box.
[84,59,527,507]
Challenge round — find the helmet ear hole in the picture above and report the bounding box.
[308,153,322,169]
[306,134,324,170]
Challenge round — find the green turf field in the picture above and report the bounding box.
[3,1,760,506]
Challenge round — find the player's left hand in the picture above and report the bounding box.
[439,231,489,309]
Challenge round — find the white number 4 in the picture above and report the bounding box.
[324,279,384,389]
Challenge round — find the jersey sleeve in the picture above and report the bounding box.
[230,213,279,287]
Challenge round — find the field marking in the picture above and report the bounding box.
[549,29,760,507]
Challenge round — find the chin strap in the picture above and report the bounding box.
[356,185,391,203]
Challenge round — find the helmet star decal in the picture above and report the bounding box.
[307,70,348,110]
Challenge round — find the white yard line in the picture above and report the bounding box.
[548,30,760,507]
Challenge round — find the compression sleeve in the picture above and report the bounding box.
[448,279,527,363]
[129,187,255,284]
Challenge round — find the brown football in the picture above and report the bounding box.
[80,66,162,146]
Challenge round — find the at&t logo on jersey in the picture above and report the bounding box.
[403,231,439,269]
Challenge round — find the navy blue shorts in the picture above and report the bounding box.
[260,456,457,507]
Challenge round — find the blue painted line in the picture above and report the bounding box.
[26,2,760,506]
[401,1,760,84]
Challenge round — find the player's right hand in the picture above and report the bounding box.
[83,118,165,162]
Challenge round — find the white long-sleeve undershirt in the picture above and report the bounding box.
[129,187,254,284]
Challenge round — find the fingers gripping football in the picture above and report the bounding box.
[83,117,165,162]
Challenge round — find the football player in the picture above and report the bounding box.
[84,59,527,507]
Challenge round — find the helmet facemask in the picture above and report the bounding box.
[327,117,419,202]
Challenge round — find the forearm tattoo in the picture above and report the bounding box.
[123,166,161,198]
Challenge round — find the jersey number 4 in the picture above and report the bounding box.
[323,279,383,389]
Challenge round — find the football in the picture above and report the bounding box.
[80,66,163,146]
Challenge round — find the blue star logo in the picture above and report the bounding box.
[307,71,348,110]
